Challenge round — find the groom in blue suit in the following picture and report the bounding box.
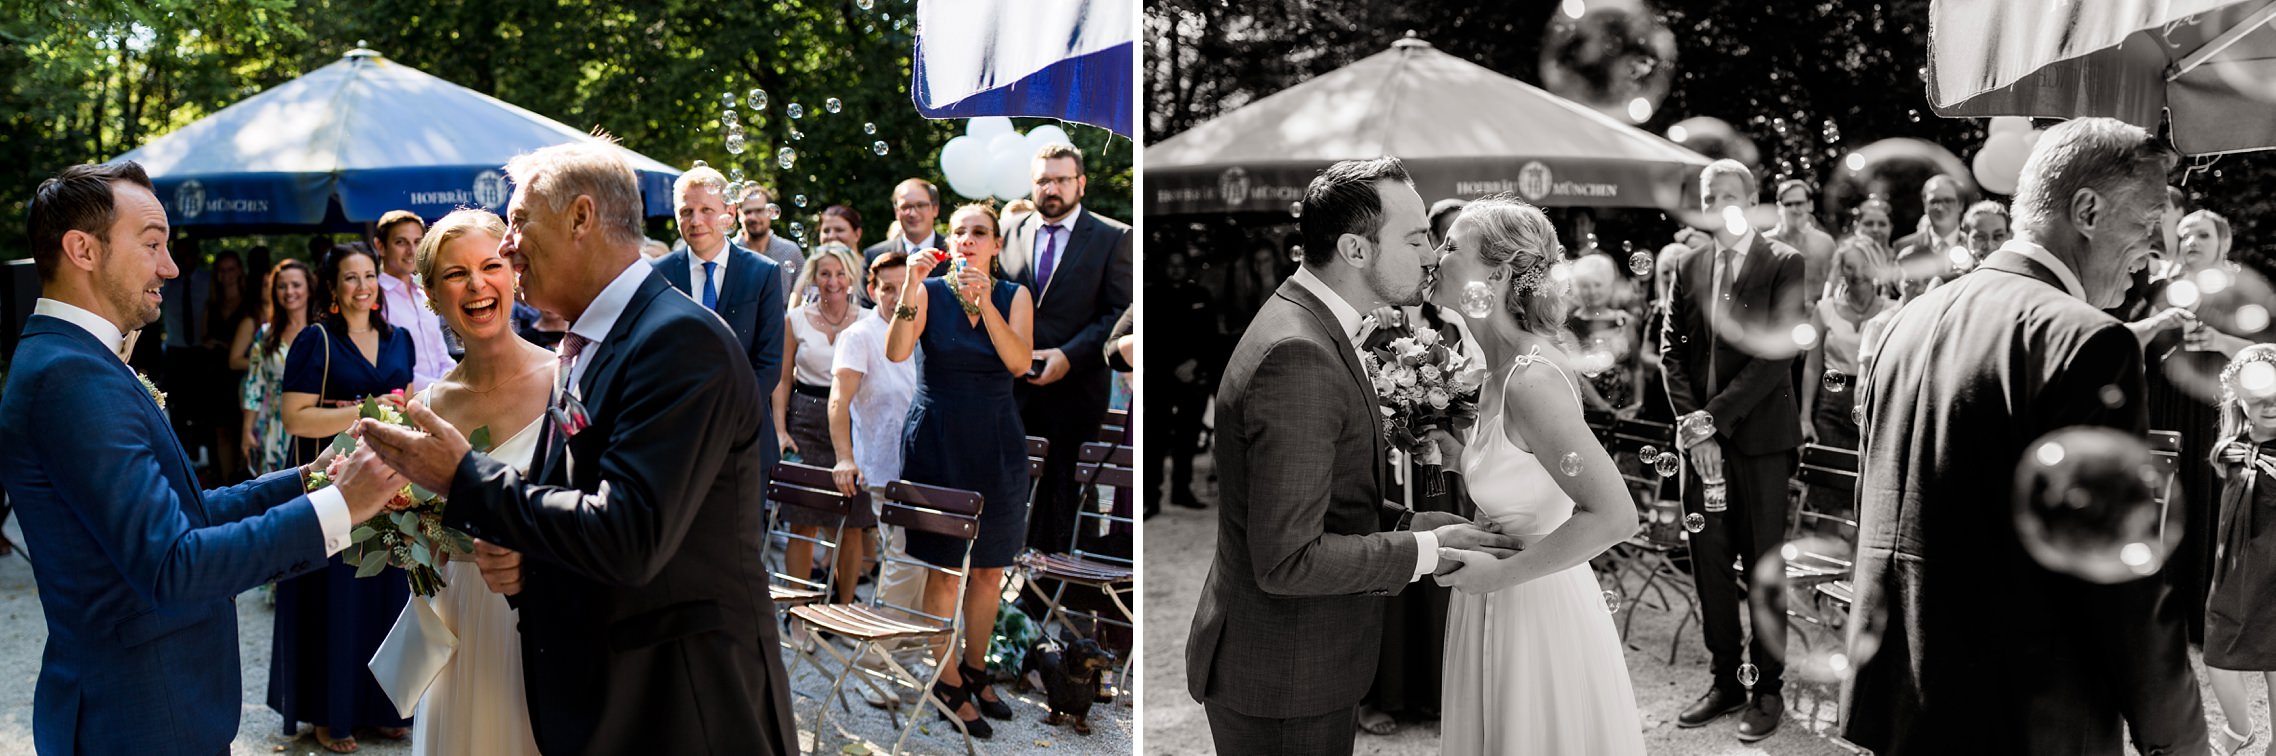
[0,161,405,755]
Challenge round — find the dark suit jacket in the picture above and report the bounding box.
[1660,231,1806,455]
[860,234,945,307]
[1839,249,2205,756]
[0,315,328,754]
[442,269,796,755]
[1186,278,1420,719]
[655,241,784,470]
[1002,208,1133,411]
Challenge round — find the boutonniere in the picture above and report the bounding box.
[136,372,167,411]
[550,392,591,440]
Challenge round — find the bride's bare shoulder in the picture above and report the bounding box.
[1497,339,1585,416]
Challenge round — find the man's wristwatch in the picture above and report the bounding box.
[894,303,918,321]
[1393,506,1416,532]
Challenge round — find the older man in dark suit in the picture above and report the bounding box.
[1000,143,1134,554]
[1186,156,1513,756]
[1839,118,2205,756]
[1661,158,1808,742]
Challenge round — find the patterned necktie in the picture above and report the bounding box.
[1036,224,1063,292]
[558,333,590,399]
[701,261,720,310]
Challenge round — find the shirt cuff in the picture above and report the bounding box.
[309,486,354,556]
[1411,530,1440,582]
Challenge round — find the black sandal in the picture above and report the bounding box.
[961,662,1014,720]
[931,679,993,739]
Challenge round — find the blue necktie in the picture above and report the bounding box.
[702,260,719,310]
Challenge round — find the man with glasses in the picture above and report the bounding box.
[1001,142,1132,558]
[1894,175,1968,274]
[861,178,946,307]
[1764,179,1836,307]
[735,184,803,299]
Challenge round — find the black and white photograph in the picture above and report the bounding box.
[1143,0,2276,753]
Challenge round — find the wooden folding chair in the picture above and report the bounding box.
[1593,417,1701,663]
[1018,441,1136,697]
[1785,444,1860,649]
[764,462,856,685]
[791,480,988,755]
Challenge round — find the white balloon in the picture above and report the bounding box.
[939,136,990,199]
[986,131,1029,163]
[1026,124,1073,154]
[966,116,1015,139]
[1972,130,2031,196]
[991,141,1033,201]
[1988,116,2032,136]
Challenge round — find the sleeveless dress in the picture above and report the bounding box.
[1440,346,1646,755]
[901,277,1030,568]
[411,410,545,755]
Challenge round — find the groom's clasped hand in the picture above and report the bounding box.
[1413,510,1523,581]
[353,400,475,494]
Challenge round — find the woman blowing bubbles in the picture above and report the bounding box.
[885,202,1034,739]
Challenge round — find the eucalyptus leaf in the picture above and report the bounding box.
[327,432,357,456]
[360,396,381,419]
[443,529,476,554]
[410,542,432,568]
[354,553,388,578]
[340,549,362,569]
[392,511,419,533]
[409,483,438,502]
[468,425,494,453]
[349,526,377,544]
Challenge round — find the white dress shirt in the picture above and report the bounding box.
[687,241,731,309]
[378,272,457,391]
[1288,267,1440,581]
[35,297,352,555]
[565,260,656,395]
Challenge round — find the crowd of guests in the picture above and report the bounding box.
[69,141,1130,750]
[1154,132,2276,747]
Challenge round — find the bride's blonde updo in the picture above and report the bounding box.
[1457,194,1569,340]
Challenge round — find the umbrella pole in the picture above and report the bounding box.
[2169,0,2276,81]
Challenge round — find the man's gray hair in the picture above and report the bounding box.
[503,140,647,246]
[2011,118,2176,234]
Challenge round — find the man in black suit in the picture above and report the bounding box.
[1001,143,1134,554]
[654,165,787,475]
[1661,158,1807,742]
[1839,118,2205,755]
[1187,156,1512,755]
[859,179,947,308]
[361,142,797,755]
[1893,174,1966,276]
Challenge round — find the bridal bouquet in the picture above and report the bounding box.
[305,394,487,597]
[1362,322,1486,471]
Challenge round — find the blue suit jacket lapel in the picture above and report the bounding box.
[656,249,693,294]
[27,317,212,522]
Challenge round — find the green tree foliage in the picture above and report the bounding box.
[1,0,1133,260]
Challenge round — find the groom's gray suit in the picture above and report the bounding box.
[1187,273,1428,754]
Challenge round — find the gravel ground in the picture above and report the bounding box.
[0,515,1126,755]
[1140,455,2266,755]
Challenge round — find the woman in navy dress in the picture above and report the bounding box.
[886,202,1034,739]
[272,244,416,752]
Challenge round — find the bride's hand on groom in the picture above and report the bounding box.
[356,400,472,495]
[1432,548,1509,594]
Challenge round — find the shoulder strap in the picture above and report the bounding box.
[1509,345,1584,410]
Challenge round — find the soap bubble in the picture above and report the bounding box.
[720,109,739,127]
[1603,589,1621,612]
[729,167,745,182]
[794,194,809,208]
[720,92,736,109]
[1654,452,1680,478]
[872,140,890,156]
[767,203,781,220]
[746,89,767,111]
[724,134,746,154]
[2013,427,2170,584]
[1459,281,1497,319]
[1638,445,1659,461]
[788,103,804,119]
[1289,201,1303,219]
[1823,370,1851,394]
[825,97,843,113]
[1559,452,1584,477]
[778,147,796,171]
[1737,663,1759,688]
[857,0,874,9]
[789,221,805,238]
[1678,413,1716,447]
[1629,251,1653,276]
[864,122,878,135]
[1683,512,1705,532]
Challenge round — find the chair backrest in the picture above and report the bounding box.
[873,480,987,625]
[1796,443,1859,494]
[1065,442,1136,565]
[1025,435,1051,480]
[765,462,856,593]
[1099,408,1130,444]
[1611,417,1676,456]
[2148,429,2183,454]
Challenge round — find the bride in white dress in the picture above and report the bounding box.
[1427,196,1647,754]
[400,209,555,755]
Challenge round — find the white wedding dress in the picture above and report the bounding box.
[411,413,544,756]
[1440,348,1646,754]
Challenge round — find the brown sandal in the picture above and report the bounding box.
[313,726,358,753]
